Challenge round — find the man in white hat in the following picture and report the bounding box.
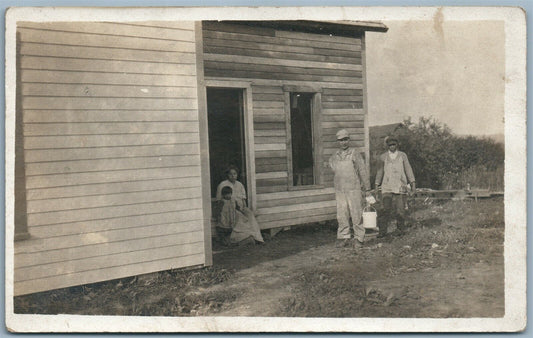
[329,129,372,249]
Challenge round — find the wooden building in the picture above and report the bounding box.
[13,20,387,295]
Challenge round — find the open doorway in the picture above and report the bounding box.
[206,87,247,199]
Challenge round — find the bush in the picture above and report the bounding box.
[370,117,504,190]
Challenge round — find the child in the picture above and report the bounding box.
[215,186,235,246]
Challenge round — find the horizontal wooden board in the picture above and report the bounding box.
[257,206,337,222]
[255,157,287,166]
[255,163,288,173]
[15,253,205,296]
[255,171,288,180]
[253,115,285,123]
[21,56,196,76]
[254,150,287,159]
[18,21,195,41]
[322,95,363,102]
[322,114,365,122]
[257,187,335,201]
[22,97,198,111]
[252,100,284,109]
[258,192,335,209]
[23,121,199,136]
[25,166,200,189]
[202,30,362,52]
[27,176,202,200]
[22,70,198,87]
[323,88,363,96]
[25,154,201,176]
[254,143,286,151]
[25,143,200,163]
[18,28,196,53]
[252,93,285,101]
[320,108,364,115]
[254,136,286,144]
[16,229,203,268]
[254,129,286,137]
[24,133,199,149]
[259,213,335,230]
[23,110,199,123]
[253,122,285,130]
[27,186,202,213]
[203,21,275,37]
[321,121,364,129]
[205,69,363,84]
[204,54,362,72]
[27,197,203,227]
[256,185,287,194]
[20,42,197,64]
[255,177,287,187]
[16,241,203,282]
[205,60,362,78]
[23,209,203,240]
[256,200,336,215]
[204,45,361,65]
[22,83,198,98]
[251,85,284,94]
[274,29,362,45]
[322,101,364,109]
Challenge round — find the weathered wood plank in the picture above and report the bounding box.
[25,154,201,176]
[253,115,285,123]
[253,122,285,130]
[275,29,362,45]
[256,206,337,222]
[21,56,196,75]
[254,150,286,159]
[202,30,362,52]
[254,143,286,151]
[256,200,336,215]
[20,42,197,63]
[205,69,363,84]
[25,166,200,189]
[321,121,364,129]
[24,133,199,149]
[322,114,365,122]
[320,108,364,115]
[322,101,364,109]
[323,88,363,96]
[256,185,287,194]
[322,95,363,102]
[257,187,335,201]
[22,97,198,111]
[22,83,198,98]
[254,129,286,137]
[252,93,285,101]
[24,121,199,136]
[254,136,286,144]
[255,157,287,166]
[15,242,203,282]
[25,144,200,163]
[16,229,203,268]
[18,21,195,41]
[255,178,287,187]
[204,54,363,71]
[27,198,203,227]
[252,100,285,109]
[255,163,288,173]
[27,176,202,200]
[23,209,203,239]
[251,85,284,94]
[203,21,275,37]
[258,193,335,209]
[255,171,288,180]
[18,27,196,53]
[15,253,205,296]
[204,45,361,65]
[23,110,199,123]
[22,70,198,87]
[253,108,284,116]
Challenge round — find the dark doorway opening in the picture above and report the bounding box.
[206,88,247,198]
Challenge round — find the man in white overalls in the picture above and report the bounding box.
[329,129,371,249]
[375,136,416,237]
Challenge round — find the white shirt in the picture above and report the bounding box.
[388,150,398,160]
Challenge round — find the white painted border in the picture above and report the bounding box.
[5,6,526,333]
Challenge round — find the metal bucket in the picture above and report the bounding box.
[362,205,378,229]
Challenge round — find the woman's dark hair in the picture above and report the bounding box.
[221,186,232,196]
[225,165,240,178]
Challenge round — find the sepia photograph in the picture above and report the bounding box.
[4,6,526,332]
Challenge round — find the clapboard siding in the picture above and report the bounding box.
[15,21,205,296]
[203,22,366,228]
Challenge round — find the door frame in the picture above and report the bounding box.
[205,78,256,210]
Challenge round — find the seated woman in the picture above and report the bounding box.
[215,166,264,245]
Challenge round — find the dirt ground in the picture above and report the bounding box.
[14,197,504,318]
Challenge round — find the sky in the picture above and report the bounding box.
[365,20,505,136]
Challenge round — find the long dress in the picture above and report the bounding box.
[216,180,264,243]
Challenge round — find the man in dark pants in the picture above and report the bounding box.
[375,137,416,237]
